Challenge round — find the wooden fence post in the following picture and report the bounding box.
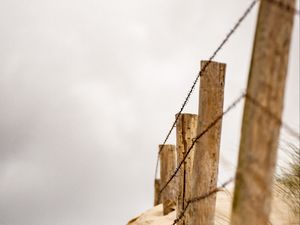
[190,61,226,225]
[231,0,296,225]
[175,113,198,225]
[159,144,177,215]
[154,179,161,206]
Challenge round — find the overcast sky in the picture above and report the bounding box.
[0,0,299,225]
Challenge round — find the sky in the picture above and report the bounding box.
[0,0,299,225]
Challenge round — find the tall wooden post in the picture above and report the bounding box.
[159,144,177,215]
[231,0,295,225]
[175,113,198,225]
[190,61,226,225]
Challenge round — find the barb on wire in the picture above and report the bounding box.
[154,0,259,179]
[159,94,245,195]
[173,178,234,225]
[245,93,300,139]
[264,0,300,15]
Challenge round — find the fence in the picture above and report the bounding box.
[151,0,299,225]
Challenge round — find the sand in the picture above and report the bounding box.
[127,188,298,225]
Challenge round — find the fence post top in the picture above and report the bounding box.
[200,60,226,66]
[159,144,175,149]
[175,113,198,118]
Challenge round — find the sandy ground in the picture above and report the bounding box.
[127,188,299,225]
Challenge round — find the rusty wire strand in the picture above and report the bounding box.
[154,0,259,179]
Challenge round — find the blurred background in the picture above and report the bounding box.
[0,0,299,224]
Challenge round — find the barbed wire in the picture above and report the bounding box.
[154,0,300,180]
[169,94,300,224]
[158,92,300,195]
[151,0,299,223]
[154,0,259,179]
[157,91,299,224]
[159,93,246,196]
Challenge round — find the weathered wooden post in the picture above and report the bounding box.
[154,179,161,206]
[231,0,296,225]
[175,113,198,225]
[190,61,226,225]
[159,144,177,215]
